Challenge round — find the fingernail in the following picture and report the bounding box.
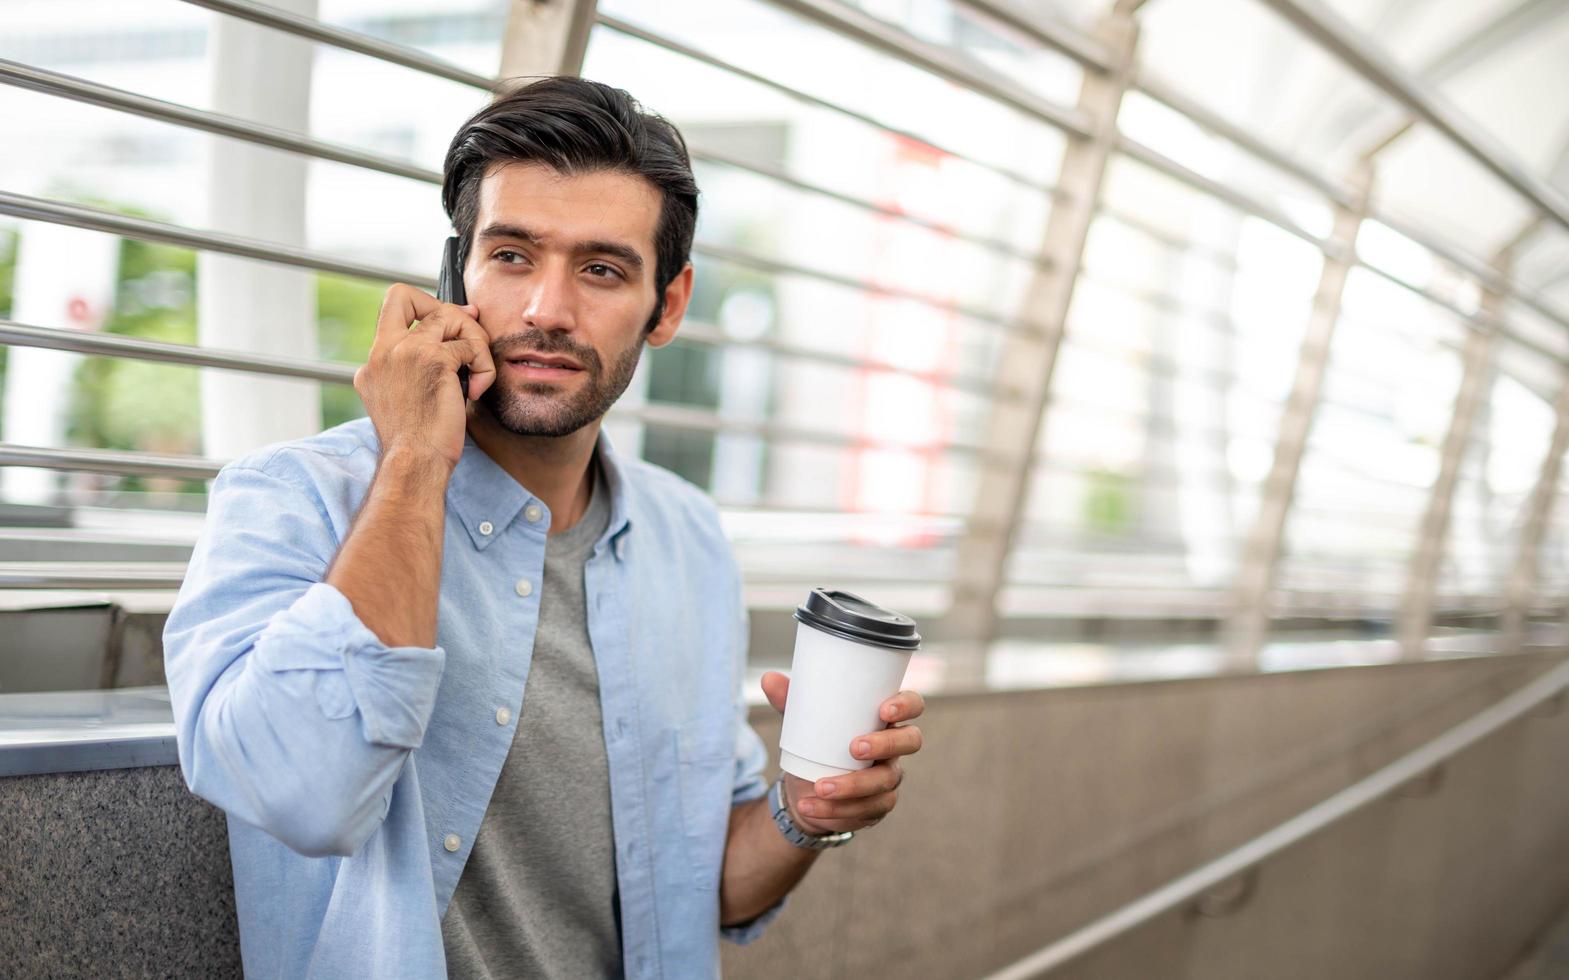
[885,705,898,720]
[819,781,836,796]
[799,800,815,815]
[855,740,870,757]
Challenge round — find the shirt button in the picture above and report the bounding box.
[524,504,543,523]
[478,521,494,536]
[444,833,461,852]
[515,579,533,598]
[495,707,511,726]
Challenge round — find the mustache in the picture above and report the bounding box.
[490,329,601,374]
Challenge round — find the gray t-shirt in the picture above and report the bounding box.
[442,459,621,979]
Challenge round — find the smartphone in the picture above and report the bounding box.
[438,235,471,400]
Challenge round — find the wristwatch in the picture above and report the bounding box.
[769,776,854,850]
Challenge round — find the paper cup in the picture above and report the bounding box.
[778,588,921,782]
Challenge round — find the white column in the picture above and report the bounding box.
[0,223,118,504]
[1223,169,1372,667]
[941,10,1140,681]
[197,0,321,460]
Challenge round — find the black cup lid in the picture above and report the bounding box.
[793,588,921,650]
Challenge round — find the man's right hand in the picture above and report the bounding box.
[353,284,497,472]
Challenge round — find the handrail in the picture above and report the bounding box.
[175,0,497,90]
[759,0,1093,138]
[0,59,442,185]
[980,655,1569,978]
[687,141,1057,276]
[594,14,1066,202]
[2,54,1059,282]
[694,240,1047,339]
[0,319,358,384]
[0,190,434,289]
[952,0,1116,73]
[0,316,1014,405]
[0,562,188,590]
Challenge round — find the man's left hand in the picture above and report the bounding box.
[759,670,925,837]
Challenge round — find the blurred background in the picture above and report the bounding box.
[2,0,1569,977]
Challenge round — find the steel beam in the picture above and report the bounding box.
[941,11,1140,678]
[1256,0,1569,235]
[498,0,598,81]
[1502,368,1569,644]
[1397,283,1502,659]
[1223,168,1372,666]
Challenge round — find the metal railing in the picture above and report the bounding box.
[0,0,1562,634]
[980,655,1569,978]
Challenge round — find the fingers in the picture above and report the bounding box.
[813,757,903,802]
[373,283,442,349]
[760,671,789,715]
[373,285,497,400]
[847,724,922,763]
[796,785,897,825]
[878,689,926,724]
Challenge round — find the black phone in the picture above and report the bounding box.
[438,235,471,401]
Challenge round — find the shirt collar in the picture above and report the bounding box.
[446,425,634,556]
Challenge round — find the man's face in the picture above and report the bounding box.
[463,160,690,437]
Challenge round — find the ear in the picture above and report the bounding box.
[645,263,693,350]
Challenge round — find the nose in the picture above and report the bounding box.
[519,258,578,332]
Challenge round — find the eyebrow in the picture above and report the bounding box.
[476,222,646,275]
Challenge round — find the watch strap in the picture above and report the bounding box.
[769,776,854,850]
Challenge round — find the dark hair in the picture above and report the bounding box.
[441,76,699,331]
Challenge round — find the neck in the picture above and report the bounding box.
[465,402,598,534]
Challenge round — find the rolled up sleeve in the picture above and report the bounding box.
[164,458,446,858]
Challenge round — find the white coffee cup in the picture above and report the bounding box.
[778,588,922,782]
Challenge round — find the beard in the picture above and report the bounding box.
[479,325,644,438]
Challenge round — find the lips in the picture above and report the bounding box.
[503,354,584,381]
[506,353,582,370]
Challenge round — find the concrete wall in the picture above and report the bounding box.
[723,651,1569,979]
[3,653,1565,979]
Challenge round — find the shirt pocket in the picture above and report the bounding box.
[676,719,734,891]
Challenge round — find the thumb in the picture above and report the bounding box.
[760,670,790,715]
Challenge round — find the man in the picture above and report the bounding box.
[162,76,926,979]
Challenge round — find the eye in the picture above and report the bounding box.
[493,249,526,264]
[585,262,623,280]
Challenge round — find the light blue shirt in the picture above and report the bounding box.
[162,416,785,979]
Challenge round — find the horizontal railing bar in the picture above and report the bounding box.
[951,0,1115,72]
[1131,71,1569,335]
[1354,259,1569,370]
[1114,136,1339,256]
[981,656,1569,978]
[759,0,1093,138]
[1133,71,1354,209]
[1256,0,1569,237]
[1369,206,1569,332]
[688,141,1056,276]
[617,403,1014,465]
[0,315,1012,408]
[1,191,1036,335]
[0,191,436,289]
[694,240,1046,339]
[0,445,223,480]
[672,321,1014,403]
[1094,205,1243,274]
[175,0,496,89]
[0,562,188,589]
[0,405,1015,483]
[0,58,442,185]
[0,319,357,384]
[594,14,1067,203]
